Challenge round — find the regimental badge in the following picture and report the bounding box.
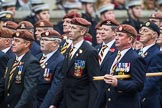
[43,68,52,82]
[106,21,111,25]
[74,60,85,77]
[16,32,20,37]
[79,49,83,54]
[40,22,44,26]
[20,23,25,28]
[15,65,23,84]
[146,22,150,26]
[45,31,49,36]
[6,14,11,19]
[119,26,122,31]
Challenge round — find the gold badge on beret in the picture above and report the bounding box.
[119,26,122,31]
[40,22,44,26]
[45,31,49,36]
[16,32,20,36]
[146,22,150,26]
[5,14,11,19]
[20,23,25,28]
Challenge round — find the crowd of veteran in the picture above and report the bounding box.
[0,0,162,108]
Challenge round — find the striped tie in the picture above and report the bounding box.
[111,51,121,75]
[8,59,19,89]
[69,46,74,59]
[61,42,69,54]
[98,45,108,64]
[40,55,47,68]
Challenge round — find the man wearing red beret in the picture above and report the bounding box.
[0,31,41,108]
[103,24,146,108]
[50,17,100,108]
[36,30,64,108]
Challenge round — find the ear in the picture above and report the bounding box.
[128,36,133,44]
[80,28,87,36]
[152,32,158,39]
[25,41,31,48]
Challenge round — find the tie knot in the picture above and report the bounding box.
[117,51,121,56]
[41,55,47,60]
[102,45,108,49]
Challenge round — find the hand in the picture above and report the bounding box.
[104,74,118,87]
[49,105,57,108]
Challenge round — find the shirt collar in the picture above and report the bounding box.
[73,39,84,50]
[16,53,25,62]
[2,47,11,53]
[44,49,58,61]
[103,39,115,48]
[143,44,155,53]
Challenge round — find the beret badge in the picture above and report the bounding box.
[20,23,25,28]
[16,32,20,37]
[146,22,150,27]
[40,22,44,26]
[45,31,49,36]
[119,26,122,31]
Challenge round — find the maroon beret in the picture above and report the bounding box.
[95,23,101,29]
[116,24,137,37]
[17,21,34,30]
[149,12,162,19]
[3,21,18,30]
[71,17,91,27]
[35,20,53,28]
[12,30,34,41]
[0,28,13,38]
[63,12,81,19]
[100,18,120,26]
[41,30,62,39]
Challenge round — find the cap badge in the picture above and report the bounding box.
[16,32,20,37]
[45,31,49,36]
[20,23,25,28]
[6,14,11,19]
[106,21,111,25]
[119,26,122,31]
[146,22,150,26]
[40,22,44,26]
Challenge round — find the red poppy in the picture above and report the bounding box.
[109,48,115,53]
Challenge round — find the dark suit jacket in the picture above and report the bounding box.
[0,51,9,78]
[95,42,118,108]
[36,49,64,108]
[4,51,41,108]
[98,48,146,108]
[6,48,16,59]
[54,41,100,108]
[30,41,42,57]
[140,44,162,108]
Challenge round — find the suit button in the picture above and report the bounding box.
[7,93,10,96]
[7,104,10,107]
[108,88,110,91]
[142,98,146,102]
[108,98,111,101]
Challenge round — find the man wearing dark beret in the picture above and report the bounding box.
[58,12,81,56]
[149,11,162,27]
[3,21,18,32]
[95,18,119,108]
[17,21,42,57]
[0,30,41,108]
[0,28,15,59]
[103,24,146,108]
[139,21,162,108]
[36,30,64,108]
[50,17,100,108]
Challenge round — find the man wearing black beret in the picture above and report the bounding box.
[139,21,162,108]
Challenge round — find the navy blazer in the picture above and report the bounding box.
[54,41,100,108]
[140,44,162,108]
[30,41,42,57]
[95,42,118,108]
[97,48,146,108]
[6,48,15,59]
[4,51,41,108]
[36,49,64,108]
